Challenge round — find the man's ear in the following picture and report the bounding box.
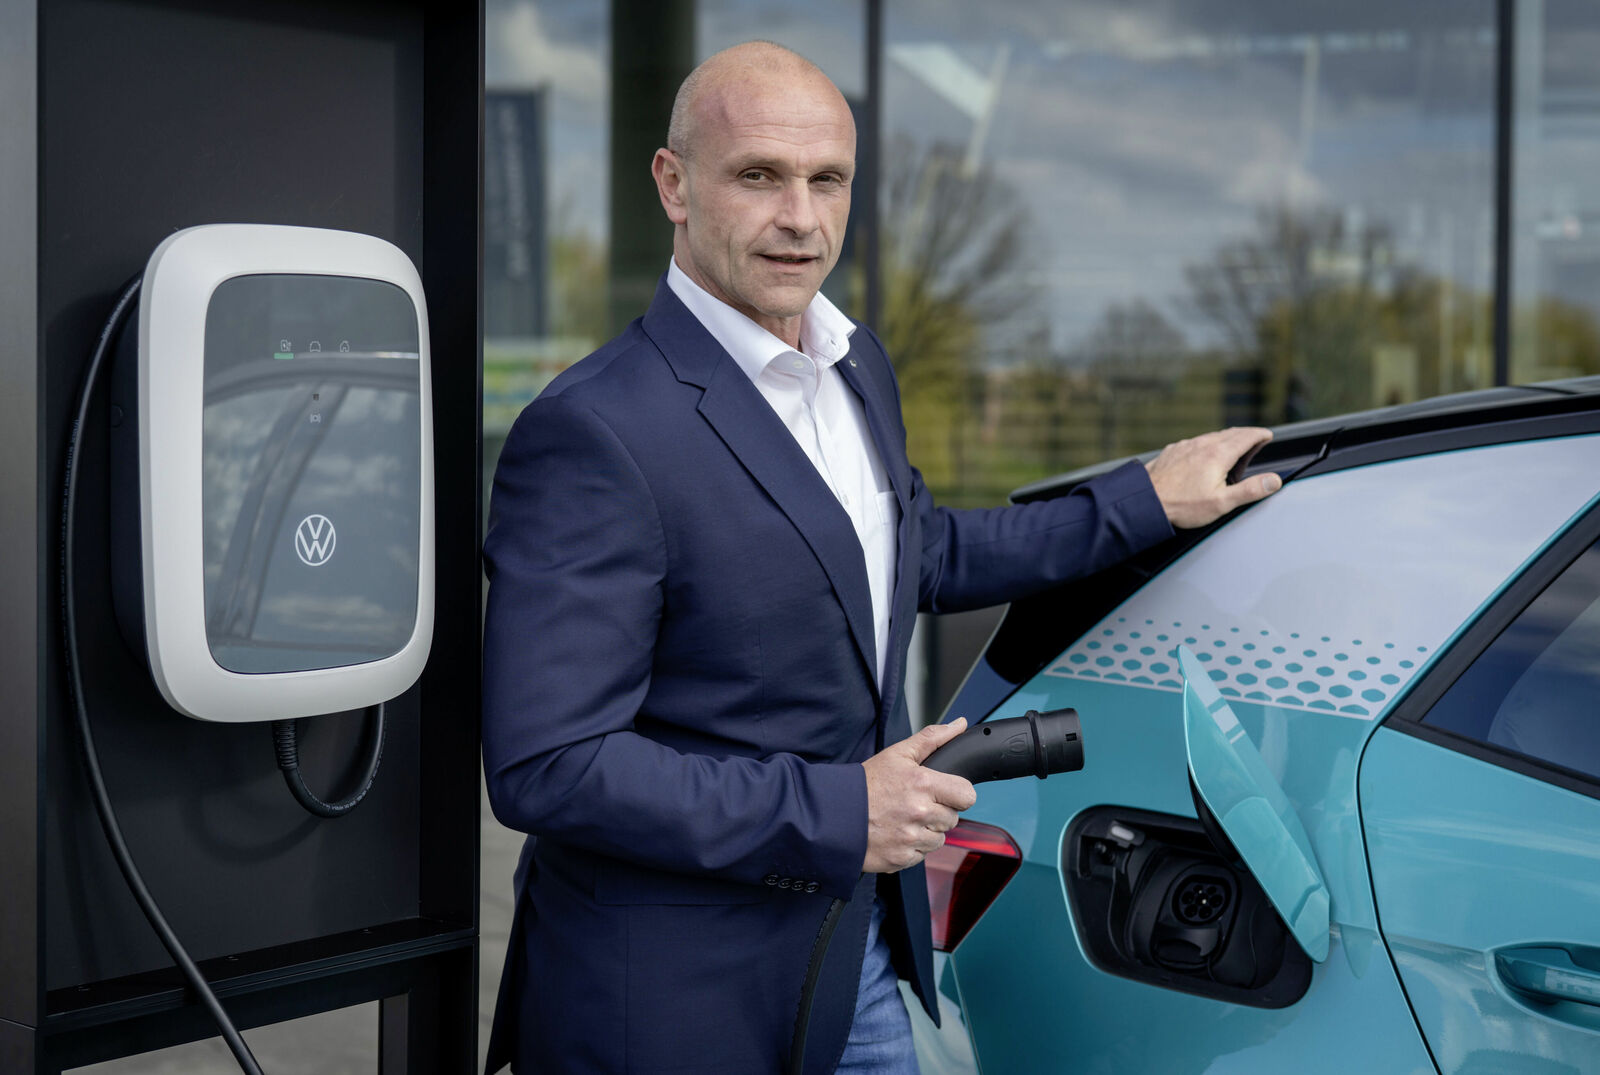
[652,149,689,226]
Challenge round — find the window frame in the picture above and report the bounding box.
[1386,490,1600,802]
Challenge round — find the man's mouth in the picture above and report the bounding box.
[762,254,816,264]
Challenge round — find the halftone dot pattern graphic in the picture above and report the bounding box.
[1045,616,1429,718]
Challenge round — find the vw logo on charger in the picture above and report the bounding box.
[294,514,337,566]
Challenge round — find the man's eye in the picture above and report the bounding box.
[741,171,767,183]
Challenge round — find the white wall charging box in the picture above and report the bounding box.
[117,224,435,722]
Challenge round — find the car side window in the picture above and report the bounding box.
[1422,537,1600,784]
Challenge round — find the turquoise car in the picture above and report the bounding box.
[912,381,1600,1074]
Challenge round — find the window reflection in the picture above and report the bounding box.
[482,0,1517,512]
[484,0,612,491]
[201,272,423,675]
[885,1,1497,505]
[1511,0,1600,382]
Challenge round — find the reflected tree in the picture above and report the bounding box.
[1081,299,1187,372]
[876,136,1042,505]
[1171,203,1600,418]
[1519,296,1600,381]
[549,223,608,343]
[1077,299,1189,458]
[878,180,1600,512]
[1180,203,1600,414]
[878,137,1037,379]
[1183,204,1410,420]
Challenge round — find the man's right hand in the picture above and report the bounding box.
[1145,426,1281,529]
[861,718,979,873]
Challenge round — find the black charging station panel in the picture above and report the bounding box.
[0,1,481,1071]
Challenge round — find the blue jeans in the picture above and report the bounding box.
[834,898,920,1074]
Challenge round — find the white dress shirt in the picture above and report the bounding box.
[667,259,900,683]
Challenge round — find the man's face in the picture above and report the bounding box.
[655,75,855,344]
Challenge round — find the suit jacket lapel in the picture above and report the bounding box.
[642,282,881,699]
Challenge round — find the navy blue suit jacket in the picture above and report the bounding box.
[481,280,1172,1073]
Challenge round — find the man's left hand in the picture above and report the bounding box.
[1146,426,1282,529]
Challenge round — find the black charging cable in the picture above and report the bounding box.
[61,275,266,1075]
[785,708,1084,1075]
[272,706,386,818]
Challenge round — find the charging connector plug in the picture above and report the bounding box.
[923,707,1084,784]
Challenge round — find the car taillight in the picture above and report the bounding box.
[925,818,1022,952]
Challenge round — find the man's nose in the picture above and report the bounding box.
[773,180,819,235]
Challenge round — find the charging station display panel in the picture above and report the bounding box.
[202,274,422,674]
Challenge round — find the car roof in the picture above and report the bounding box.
[1012,376,1600,503]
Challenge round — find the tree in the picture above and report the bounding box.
[1184,205,1421,420]
[1076,300,1190,458]
[874,136,1042,504]
[1518,295,1600,382]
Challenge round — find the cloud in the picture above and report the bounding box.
[699,4,867,95]
[486,1,607,103]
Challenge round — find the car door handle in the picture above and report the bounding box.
[1495,946,1600,1007]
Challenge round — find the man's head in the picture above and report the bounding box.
[652,42,855,347]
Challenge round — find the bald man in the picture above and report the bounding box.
[482,42,1278,1074]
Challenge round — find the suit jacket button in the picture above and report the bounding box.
[805,881,819,893]
[778,878,791,889]
[764,874,779,886]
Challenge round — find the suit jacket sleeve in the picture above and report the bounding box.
[481,393,868,901]
[913,458,1175,615]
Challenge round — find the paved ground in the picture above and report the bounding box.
[74,790,521,1075]
[73,786,966,1075]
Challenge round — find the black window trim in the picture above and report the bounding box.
[1385,497,1600,804]
[1293,409,1600,483]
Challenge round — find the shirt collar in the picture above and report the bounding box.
[667,258,857,384]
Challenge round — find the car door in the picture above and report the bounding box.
[1361,510,1600,1075]
[936,434,1600,1073]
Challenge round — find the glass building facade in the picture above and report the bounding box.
[486,0,1600,505]
[483,0,1600,719]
